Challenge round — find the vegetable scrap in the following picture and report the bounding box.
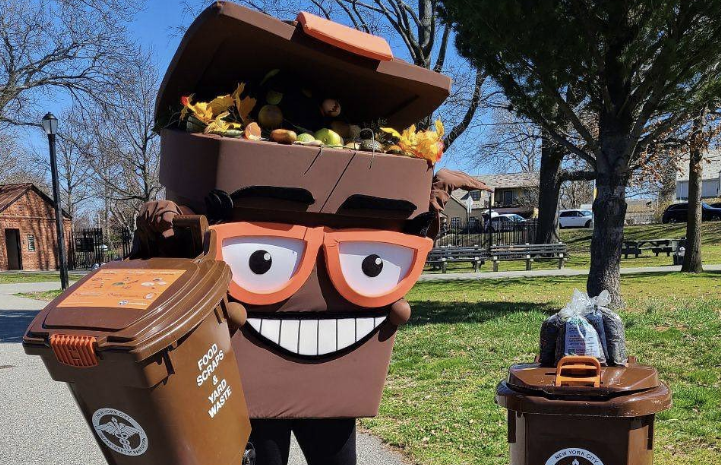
[177,70,444,165]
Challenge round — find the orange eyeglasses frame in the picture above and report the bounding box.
[210,222,433,308]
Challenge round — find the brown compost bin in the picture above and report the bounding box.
[154,2,452,419]
[23,257,251,465]
[496,356,672,465]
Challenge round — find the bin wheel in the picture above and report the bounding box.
[242,442,256,465]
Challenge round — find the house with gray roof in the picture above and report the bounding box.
[676,149,721,200]
[444,172,540,226]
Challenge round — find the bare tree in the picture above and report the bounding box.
[682,111,705,273]
[0,130,49,187]
[560,178,594,210]
[68,52,163,232]
[28,109,95,222]
[475,110,540,173]
[680,109,721,272]
[0,0,141,129]
[180,0,491,152]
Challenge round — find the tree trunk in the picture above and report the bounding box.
[536,139,564,244]
[587,167,627,308]
[682,114,704,273]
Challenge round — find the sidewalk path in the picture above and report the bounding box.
[0,282,408,465]
[419,263,721,282]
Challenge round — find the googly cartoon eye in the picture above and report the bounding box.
[221,237,305,294]
[337,242,414,297]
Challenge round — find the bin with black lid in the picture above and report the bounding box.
[496,355,672,465]
[23,253,251,465]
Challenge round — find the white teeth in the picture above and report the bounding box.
[336,319,356,351]
[356,317,375,339]
[298,319,319,356]
[317,319,337,355]
[278,319,300,353]
[247,318,262,332]
[260,318,281,344]
[246,316,386,356]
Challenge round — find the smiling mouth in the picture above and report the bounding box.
[245,315,387,356]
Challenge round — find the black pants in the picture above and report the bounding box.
[248,418,356,465]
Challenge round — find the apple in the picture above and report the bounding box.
[258,104,283,129]
[321,99,341,117]
[297,133,316,143]
[314,128,343,146]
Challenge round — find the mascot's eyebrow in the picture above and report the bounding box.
[231,186,316,205]
[339,194,417,215]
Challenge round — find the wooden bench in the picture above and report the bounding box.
[490,243,568,271]
[622,239,683,259]
[426,246,488,273]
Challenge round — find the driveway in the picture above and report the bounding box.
[0,282,407,465]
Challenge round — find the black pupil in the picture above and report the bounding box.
[249,250,272,274]
[362,254,383,277]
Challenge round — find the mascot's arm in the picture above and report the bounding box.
[426,169,493,238]
[130,200,195,258]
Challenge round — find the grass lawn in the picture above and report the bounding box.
[16,290,64,301]
[426,222,721,273]
[20,271,721,464]
[0,272,84,284]
[362,272,721,465]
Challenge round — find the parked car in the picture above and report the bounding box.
[711,202,721,209]
[558,209,594,228]
[662,202,721,223]
[489,213,526,232]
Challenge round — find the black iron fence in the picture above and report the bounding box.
[434,218,539,249]
[69,227,132,270]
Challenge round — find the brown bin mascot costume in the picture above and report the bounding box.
[137,3,491,464]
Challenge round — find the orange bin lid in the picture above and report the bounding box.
[296,11,393,61]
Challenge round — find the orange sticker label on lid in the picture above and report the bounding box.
[57,269,186,310]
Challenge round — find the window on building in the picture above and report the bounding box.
[27,234,36,252]
[503,190,514,205]
[470,190,481,201]
[450,217,461,228]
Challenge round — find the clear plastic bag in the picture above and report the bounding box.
[558,290,606,365]
[539,289,627,366]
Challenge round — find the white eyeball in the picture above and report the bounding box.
[221,237,305,294]
[337,242,414,297]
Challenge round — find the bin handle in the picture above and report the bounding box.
[554,355,601,387]
[50,334,98,368]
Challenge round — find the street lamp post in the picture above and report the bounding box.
[42,112,69,290]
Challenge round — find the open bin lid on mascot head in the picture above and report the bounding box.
[154,2,453,419]
[155,1,451,226]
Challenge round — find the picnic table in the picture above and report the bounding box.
[621,238,684,259]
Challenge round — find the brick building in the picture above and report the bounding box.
[0,184,72,271]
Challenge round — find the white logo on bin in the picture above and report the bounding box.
[92,408,148,456]
[545,448,604,465]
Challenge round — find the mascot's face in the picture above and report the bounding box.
[211,217,432,357]
[165,140,439,417]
